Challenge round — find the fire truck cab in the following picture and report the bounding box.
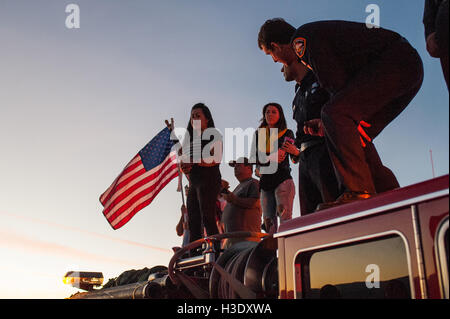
[276,175,449,299]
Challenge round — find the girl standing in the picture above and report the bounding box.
[180,103,223,242]
[254,103,296,234]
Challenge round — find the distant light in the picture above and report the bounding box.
[63,271,104,291]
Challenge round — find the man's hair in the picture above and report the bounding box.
[258,18,296,50]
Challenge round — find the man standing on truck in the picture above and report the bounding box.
[280,63,340,215]
[273,43,340,214]
[258,19,423,209]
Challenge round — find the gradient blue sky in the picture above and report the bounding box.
[0,0,448,298]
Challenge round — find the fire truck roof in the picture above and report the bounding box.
[276,175,449,238]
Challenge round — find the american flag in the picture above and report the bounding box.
[100,128,179,230]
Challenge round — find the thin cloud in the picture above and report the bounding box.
[0,211,172,253]
[0,228,146,268]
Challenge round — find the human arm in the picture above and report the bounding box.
[222,192,260,209]
[176,215,184,236]
[281,130,300,163]
[426,32,440,57]
[180,160,194,174]
[222,181,260,209]
[423,0,441,57]
[423,0,438,39]
[176,204,187,236]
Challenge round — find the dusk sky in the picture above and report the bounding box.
[0,0,448,298]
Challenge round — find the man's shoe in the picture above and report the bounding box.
[316,191,373,211]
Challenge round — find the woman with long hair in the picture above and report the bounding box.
[254,102,295,234]
[179,103,223,243]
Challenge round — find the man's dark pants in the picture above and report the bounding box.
[321,38,424,194]
[298,143,340,215]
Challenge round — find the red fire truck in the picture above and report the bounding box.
[66,175,448,299]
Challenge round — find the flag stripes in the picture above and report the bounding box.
[99,128,179,230]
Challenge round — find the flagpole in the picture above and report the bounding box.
[172,117,186,207]
[179,165,186,206]
[173,118,190,245]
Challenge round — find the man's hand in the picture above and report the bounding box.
[303,119,324,137]
[426,32,440,58]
